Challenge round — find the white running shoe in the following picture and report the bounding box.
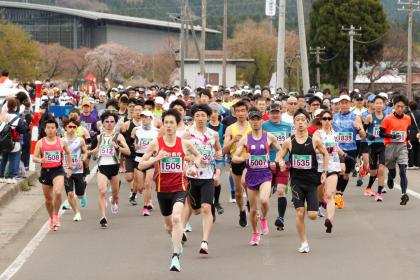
[298,241,310,253]
[73,212,82,221]
[111,201,119,214]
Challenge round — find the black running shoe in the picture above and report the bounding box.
[387,178,394,189]
[246,200,250,212]
[274,217,284,231]
[324,218,333,233]
[100,217,108,228]
[239,211,247,227]
[400,193,409,206]
[182,232,188,243]
[129,196,137,206]
[352,170,357,177]
[215,203,224,215]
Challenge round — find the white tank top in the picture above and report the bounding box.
[63,136,83,174]
[317,129,341,173]
[98,134,118,166]
[134,126,159,160]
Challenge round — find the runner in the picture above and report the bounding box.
[351,93,368,185]
[262,103,292,231]
[233,108,281,246]
[181,104,222,254]
[62,117,88,221]
[333,95,366,209]
[278,109,329,252]
[32,117,73,231]
[223,100,252,227]
[364,95,386,201]
[132,110,159,216]
[88,111,131,228]
[380,95,417,205]
[314,110,347,233]
[138,109,201,272]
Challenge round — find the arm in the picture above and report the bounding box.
[80,138,88,162]
[232,136,247,164]
[138,140,159,171]
[268,133,282,163]
[214,133,223,160]
[88,135,100,155]
[182,139,202,166]
[379,118,397,139]
[314,135,329,183]
[114,134,131,156]
[62,140,73,177]
[32,140,44,164]
[354,116,366,138]
[278,138,291,167]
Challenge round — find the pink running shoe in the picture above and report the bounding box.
[375,192,383,202]
[53,214,61,227]
[260,218,269,235]
[249,232,261,246]
[147,200,154,210]
[49,218,56,231]
[142,207,150,216]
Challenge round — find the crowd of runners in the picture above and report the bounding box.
[23,83,420,272]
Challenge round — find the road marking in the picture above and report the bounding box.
[0,166,98,280]
[394,183,420,200]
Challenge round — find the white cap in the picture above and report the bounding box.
[339,95,351,102]
[111,88,118,92]
[244,86,250,90]
[254,89,262,95]
[41,95,49,102]
[155,96,164,104]
[88,97,95,104]
[354,88,360,93]
[314,92,324,100]
[331,98,340,104]
[117,85,124,90]
[378,92,388,99]
[189,92,196,97]
[140,110,153,118]
[314,108,324,117]
[206,84,212,88]
[99,91,106,96]
[211,86,218,92]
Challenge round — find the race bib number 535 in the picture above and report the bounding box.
[292,154,312,169]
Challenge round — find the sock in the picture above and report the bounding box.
[367,175,377,188]
[214,185,221,204]
[398,164,408,194]
[277,197,287,218]
[172,253,179,258]
[388,168,396,180]
[377,185,384,194]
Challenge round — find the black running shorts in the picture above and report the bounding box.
[231,162,246,176]
[187,178,215,210]
[369,143,385,170]
[98,164,119,180]
[64,174,86,196]
[290,180,318,211]
[39,166,65,187]
[157,192,187,216]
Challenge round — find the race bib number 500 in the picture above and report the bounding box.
[160,157,182,173]
[292,154,312,169]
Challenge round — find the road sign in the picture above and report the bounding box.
[265,0,276,17]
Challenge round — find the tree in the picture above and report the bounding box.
[309,0,389,87]
[38,43,71,80]
[0,23,40,81]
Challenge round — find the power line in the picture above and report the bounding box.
[353,29,390,44]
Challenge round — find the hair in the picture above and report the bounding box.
[106,98,119,109]
[308,96,322,105]
[319,110,333,119]
[70,108,80,115]
[128,98,138,105]
[162,108,181,125]
[255,95,266,103]
[199,89,212,99]
[339,88,349,95]
[2,70,9,77]
[409,100,417,111]
[169,99,187,110]
[7,98,18,112]
[100,111,118,123]
[15,91,28,104]
[62,116,80,127]
[293,108,309,120]
[232,100,248,111]
[144,99,155,108]
[44,117,58,128]
[392,94,408,106]
[248,106,260,113]
[191,104,212,117]
[119,96,129,104]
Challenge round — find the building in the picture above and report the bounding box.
[0,1,219,52]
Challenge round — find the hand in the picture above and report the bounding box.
[112,141,120,149]
[390,134,398,139]
[39,158,46,164]
[279,162,286,172]
[187,165,197,177]
[77,161,83,169]
[66,169,72,178]
[135,143,141,150]
[233,134,242,143]
[242,153,250,161]
[321,172,327,184]
[269,162,276,171]
[417,133,420,139]
[155,149,169,161]
[215,151,222,161]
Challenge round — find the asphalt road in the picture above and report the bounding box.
[1,167,420,280]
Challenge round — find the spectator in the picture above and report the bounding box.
[0,70,15,89]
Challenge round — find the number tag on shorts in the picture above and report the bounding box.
[248,154,268,169]
[198,147,212,164]
[335,132,353,144]
[292,154,312,169]
[272,131,288,145]
[391,131,406,142]
[99,145,114,157]
[160,157,182,173]
[44,151,61,163]
[373,126,380,137]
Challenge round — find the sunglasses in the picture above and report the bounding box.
[311,103,321,106]
[322,117,332,121]
[67,125,77,129]
[288,102,298,105]
[104,120,115,124]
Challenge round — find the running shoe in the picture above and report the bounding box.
[364,188,374,197]
[249,232,261,246]
[356,178,363,187]
[400,193,409,206]
[111,200,119,214]
[317,207,325,218]
[352,170,357,178]
[387,178,394,189]
[215,203,224,215]
[199,241,209,254]
[73,212,82,221]
[374,192,383,202]
[169,255,181,272]
[274,217,284,231]
[260,218,269,235]
[324,218,333,233]
[53,215,61,227]
[239,210,247,227]
[49,218,56,231]
[142,207,150,216]
[298,241,310,253]
[359,165,368,177]
[184,223,192,233]
[99,217,108,228]
[146,200,154,210]
[129,196,137,206]
[335,194,344,209]
[80,196,87,208]
[62,200,70,210]
[382,188,387,194]
[229,197,236,203]
[182,232,188,244]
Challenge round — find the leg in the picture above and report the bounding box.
[110,175,120,204]
[295,208,306,242]
[42,184,54,218]
[143,170,154,207]
[97,172,108,218]
[201,203,212,242]
[171,202,185,254]
[258,181,271,219]
[232,174,244,212]
[247,188,259,233]
[52,175,64,216]
[325,174,338,221]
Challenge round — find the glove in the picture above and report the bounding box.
[390,134,398,139]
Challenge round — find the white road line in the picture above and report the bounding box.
[394,182,420,200]
[0,165,98,280]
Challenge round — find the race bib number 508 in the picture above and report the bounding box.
[44,151,61,163]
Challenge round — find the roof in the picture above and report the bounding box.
[180,58,255,63]
[0,1,220,34]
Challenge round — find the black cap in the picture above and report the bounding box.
[269,103,281,112]
[248,110,263,119]
[352,93,363,100]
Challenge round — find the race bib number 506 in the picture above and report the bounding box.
[292,154,312,169]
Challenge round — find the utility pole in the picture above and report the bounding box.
[342,25,362,92]
[179,0,186,87]
[222,0,227,86]
[310,46,326,88]
[185,0,190,57]
[200,0,206,75]
[398,0,420,101]
[296,0,310,93]
[276,0,286,90]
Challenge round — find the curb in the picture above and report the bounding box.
[0,172,39,207]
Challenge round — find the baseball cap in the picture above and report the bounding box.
[331,98,340,104]
[378,92,388,99]
[314,108,324,117]
[140,110,153,117]
[352,93,363,100]
[155,96,164,104]
[368,95,376,103]
[248,110,262,119]
[339,95,351,102]
[81,100,91,107]
[269,103,281,112]
[314,92,324,100]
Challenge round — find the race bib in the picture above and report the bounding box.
[325,142,338,154]
[391,131,406,143]
[292,154,312,169]
[272,131,288,145]
[335,132,353,144]
[248,154,268,169]
[99,145,114,157]
[44,151,61,163]
[373,126,380,137]
[160,157,182,173]
[198,147,212,164]
[81,122,91,130]
[137,138,153,153]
